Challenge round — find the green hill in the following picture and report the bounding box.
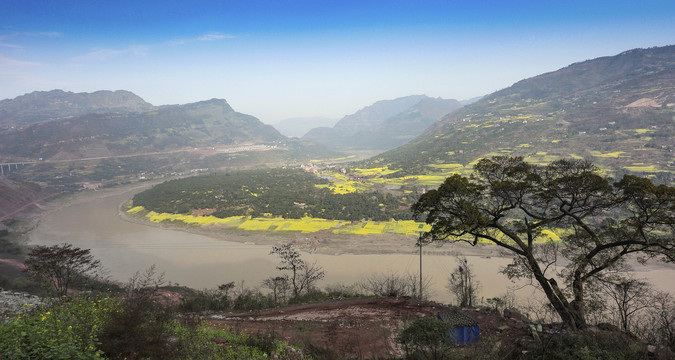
[372,46,675,184]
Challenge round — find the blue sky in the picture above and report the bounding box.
[1,0,673,123]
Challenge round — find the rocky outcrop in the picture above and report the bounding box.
[0,290,42,317]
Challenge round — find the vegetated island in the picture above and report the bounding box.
[122,167,561,256]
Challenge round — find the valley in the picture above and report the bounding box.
[0,45,673,358]
[2,1,675,357]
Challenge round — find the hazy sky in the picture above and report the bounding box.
[1,0,673,123]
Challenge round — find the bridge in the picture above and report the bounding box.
[0,162,30,176]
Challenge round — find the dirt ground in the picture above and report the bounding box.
[206,296,533,359]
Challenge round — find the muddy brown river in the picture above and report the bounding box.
[28,184,675,305]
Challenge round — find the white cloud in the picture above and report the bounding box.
[197,32,234,42]
[0,47,46,94]
[0,34,21,49]
[72,45,149,62]
[0,31,63,49]
[26,31,63,37]
[168,32,235,45]
[0,42,22,49]
[0,55,41,70]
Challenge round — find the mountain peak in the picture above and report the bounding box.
[0,89,154,127]
[180,98,234,113]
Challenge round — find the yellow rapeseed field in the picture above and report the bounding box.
[333,220,430,236]
[129,206,435,235]
[238,217,341,233]
[593,151,628,158]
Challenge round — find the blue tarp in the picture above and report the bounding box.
[436,310,481,346]
[447,325,480,345]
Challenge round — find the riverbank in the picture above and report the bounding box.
[20,181,675,302]
[120,206,506,257]
[114,184,675,297]
[118,189,505,258]
[4,177,504,259]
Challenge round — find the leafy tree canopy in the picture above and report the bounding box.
[412,156,675,330]
[24,243,101,298]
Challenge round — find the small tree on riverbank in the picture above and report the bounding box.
[447,256,479,307]
[24,243,101,299]
[270,243,325,298]
[599,277,653,333]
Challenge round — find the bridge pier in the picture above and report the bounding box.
[0,163,27,176]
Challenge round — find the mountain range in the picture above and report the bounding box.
[0,45,673,188]
[302,95,462,152]
[0,92,457,162]
[0,96,284,161]
[273,116,339,138]
[375,46,674,182]
[0,90,154,128]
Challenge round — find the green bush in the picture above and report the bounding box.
[0,292,308,360]
[96,291,178,359]
[524,330,646,360]
[398,317,453,360]
[0,296,113,359]
[179,289,231,312]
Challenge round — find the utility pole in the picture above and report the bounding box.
[417,234,424,300]
[419,241,422,300]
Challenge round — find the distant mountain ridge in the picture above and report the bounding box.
[302,95,462,152]
[333,95,428,132]
[0,89,154,128]
[273,116,339,137]
[375,45,675,182]
[354,97,463,149]
[0,93,284,161]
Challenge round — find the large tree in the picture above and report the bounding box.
[412,156,675,330]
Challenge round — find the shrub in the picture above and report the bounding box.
[179,288,231,312]
[360,272,429,299]
[397,317,453,360]
[524,330,646,360]
[0,296,113,359]
[97,290,178,359]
